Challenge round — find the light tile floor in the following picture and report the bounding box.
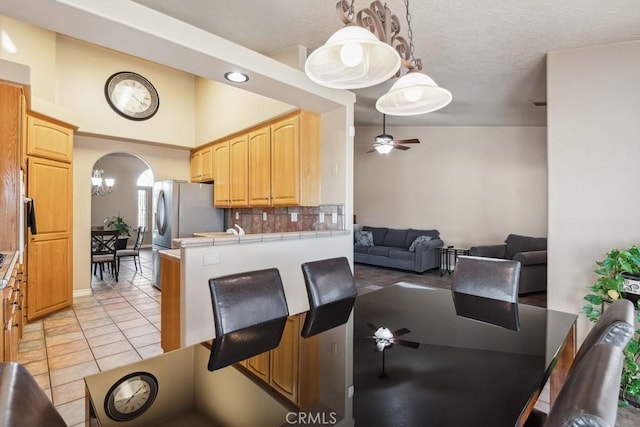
[18,248,159,427]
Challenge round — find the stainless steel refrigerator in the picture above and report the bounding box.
[152,180,225,289]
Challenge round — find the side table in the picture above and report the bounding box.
[440,246,470,276]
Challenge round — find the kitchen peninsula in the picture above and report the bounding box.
[159,230,352,412]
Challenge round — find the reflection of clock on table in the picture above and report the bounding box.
[104,71,160,121]
[104,371,158,422]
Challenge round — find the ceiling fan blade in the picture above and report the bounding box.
[366,148,377,154]
[394,138,420,144]
[366,323,378,331]
[394,145,411,151]
[393,327,411,336]
[395,339,420,349]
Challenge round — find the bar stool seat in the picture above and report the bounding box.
[207,268,288,371]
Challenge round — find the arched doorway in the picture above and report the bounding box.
[90,152,154,282]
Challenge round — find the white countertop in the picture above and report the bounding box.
[178,230,350,248]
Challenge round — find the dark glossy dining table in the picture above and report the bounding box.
[353,283,577,427]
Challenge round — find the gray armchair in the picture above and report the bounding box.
[469,234,547,294]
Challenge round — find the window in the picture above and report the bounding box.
[136,169,153,228]
[137,169,154,187]
[137,189,148,228]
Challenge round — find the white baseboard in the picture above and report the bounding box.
[73,288,93,298]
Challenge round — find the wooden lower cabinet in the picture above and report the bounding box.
[26,155,73,319]
[160,255,181,352]
[245,351,270,383]
[1,252,24,362]
[240,314,319,409]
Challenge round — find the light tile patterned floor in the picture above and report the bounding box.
[17,249,159,427]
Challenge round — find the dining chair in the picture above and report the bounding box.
[524,299,634,427]
[207,268,289,371]
[91,229,119,281]
[300,257,358,338]
[452,255,521,303]
[0,362,67,427]
[528,342,626,427]
[116,225,147,272]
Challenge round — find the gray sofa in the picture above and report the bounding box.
[469,234,547,294]
[354,226,444,273]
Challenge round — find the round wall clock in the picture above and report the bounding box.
[104,371,159,421]
[104,71,160,120]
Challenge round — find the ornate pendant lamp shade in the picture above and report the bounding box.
[305,25,401,89]
[376,71,452,116]
[306,0,452,118]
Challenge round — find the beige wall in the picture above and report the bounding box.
[56,36,196,147]
[0,16,56,101]
[194,77,294,145]
[74,135,190,293]
[354,126,548,247]
[547,40,640,342]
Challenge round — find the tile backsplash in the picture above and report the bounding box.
[227,205,345,234]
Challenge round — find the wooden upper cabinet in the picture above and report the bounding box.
[201,146,213,181]
[26,114,73,163]
[271,117,300,206]
[190,151,202,182]
[248,126,271,206]
[271,111,320,207]
[212,141,230,207]
[229,135,249,207]
[190,146,213,183]
[205,109,320,208]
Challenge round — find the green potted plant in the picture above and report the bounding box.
[582,245,640,407]
[105,214,133,250]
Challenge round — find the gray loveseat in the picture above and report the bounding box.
[354,226,444,273]
[469,234,547,294]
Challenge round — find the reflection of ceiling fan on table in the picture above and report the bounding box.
[358,322,420,379]
[367,114,421,154]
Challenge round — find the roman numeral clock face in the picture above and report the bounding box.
[105,72,160,120]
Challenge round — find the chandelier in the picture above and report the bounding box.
[305,0,451,116]
[91,169,115,196]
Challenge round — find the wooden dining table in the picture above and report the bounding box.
[353,283,577,427]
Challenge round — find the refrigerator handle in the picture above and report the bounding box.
[156,189,167,236]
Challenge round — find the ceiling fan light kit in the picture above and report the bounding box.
[304,25,401,89]
[376,71,452,116]
[306,0,451,117]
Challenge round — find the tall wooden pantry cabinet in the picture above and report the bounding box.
[25,114,74,320]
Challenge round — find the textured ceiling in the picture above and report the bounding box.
[131,0,640,127]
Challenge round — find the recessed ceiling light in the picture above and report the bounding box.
[224,71,249,83]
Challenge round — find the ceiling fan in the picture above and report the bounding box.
[360,322,420,379]
[367,114,421,154]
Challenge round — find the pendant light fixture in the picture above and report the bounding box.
[305,1,401,89]
[376,0,451,116]
[306,1,451,116]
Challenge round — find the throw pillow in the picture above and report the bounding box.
[408,235,432,252]
[355,230,374,247]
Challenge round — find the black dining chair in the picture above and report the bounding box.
[116,225,147,273]
[300,257,358,338]
[525,299,634,427]
[452,255,521,303]
[0,362,67,427]
[91,229,119,281]
[207,268,289,371]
